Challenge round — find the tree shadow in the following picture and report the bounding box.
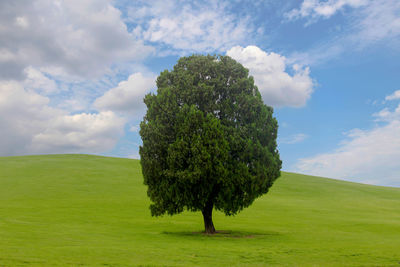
[162,229,282,239]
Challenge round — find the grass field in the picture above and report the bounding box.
[0,154,399,266]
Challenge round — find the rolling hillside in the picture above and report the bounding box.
[1,154,399,266]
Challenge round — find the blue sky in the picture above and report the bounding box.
[1,0,399,186]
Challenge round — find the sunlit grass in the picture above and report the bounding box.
[1,154,399,266]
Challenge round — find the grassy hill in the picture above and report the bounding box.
[0,154,399,266]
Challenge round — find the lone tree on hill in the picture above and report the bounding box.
[139,55,282,234]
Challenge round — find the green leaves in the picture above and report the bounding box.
[140,54,281,218]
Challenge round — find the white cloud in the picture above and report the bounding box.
[15,16,29,28]
[353,0,400,45]
[0,81,125,156]
[0,0,152,80]
[385,90,400,101]
[227,45,314,107]
[94,72,155,115]
[130,0,253,53]
[280,133,308,144]
[285,0,368,23]
[30,111,126,154]
[129,125,139,132]
[23,67,57,95]
[287,0,400,66]
[295,92,400,187]
[373,104,400,122]
[0,1,158,157]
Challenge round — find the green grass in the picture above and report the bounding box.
[1,154,400,266]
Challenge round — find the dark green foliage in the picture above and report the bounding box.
[140,55,281,231]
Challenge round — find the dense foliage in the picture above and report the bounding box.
[140,55,281,233]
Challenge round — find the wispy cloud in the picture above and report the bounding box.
[126,0,254,54]
[295,90,400,187]
[280,133,308,144]
[385,90,400,101]
[352,0,400,46]
[129,125,139,132]
[285,0,367,24]
[287,0,400,66]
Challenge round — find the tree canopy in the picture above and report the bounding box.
[139,55,281,234]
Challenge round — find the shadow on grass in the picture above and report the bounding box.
[162,229,281,239]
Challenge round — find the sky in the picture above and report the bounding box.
[1,0,400,187]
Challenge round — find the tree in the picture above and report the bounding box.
[139,55,281,234]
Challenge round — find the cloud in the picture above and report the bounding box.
[30,111,126,154]
[285,0,368,23]
[279,133,308,144]
[129,0,253,53]
[352,0,400,45]
[23,67,58,95]
[0,0,152,80]
[94,72,156,115]
[227,45,314,107]
[129,125,139,132]
[373,104,400,122]
[0,1,159,157]
[295,91,400,187]
[385,90,400,101]
[0,80,125,156]
[287,0,400,66]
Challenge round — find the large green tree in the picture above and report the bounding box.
[139,55,281,234]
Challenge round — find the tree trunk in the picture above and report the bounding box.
[202,201,216,234]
